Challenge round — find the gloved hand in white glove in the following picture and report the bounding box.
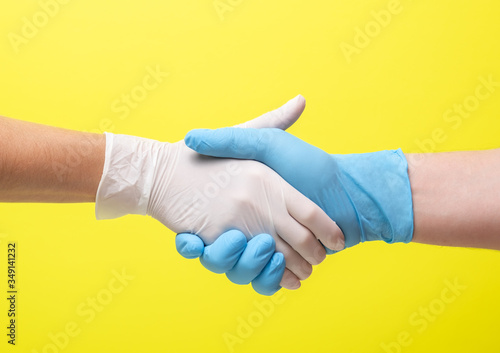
[95,96,345,287]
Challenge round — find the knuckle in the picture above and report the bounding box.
[222,213,239,228]
[232,192,253,212]
[274,242,291,258]
[294,233,312,249]
[301,206,319,224]
[246,164,266,180]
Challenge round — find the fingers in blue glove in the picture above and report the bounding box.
[176,230,285,295]
[226,234,275,285]
[252,252,285,296]
[176,233,205,259]
[199,230,247,274]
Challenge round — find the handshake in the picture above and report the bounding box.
[95,96,414,295]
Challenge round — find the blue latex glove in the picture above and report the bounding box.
[176,230,285,295]
[184,128,414,253]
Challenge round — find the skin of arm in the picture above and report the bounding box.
[0,116,105,202]
[407,150,500,250]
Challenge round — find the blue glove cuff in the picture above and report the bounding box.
[331,148,414,245]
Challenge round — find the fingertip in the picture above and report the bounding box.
[332,222,346,250]
[294,94,306,109]
[221,229,248,248]
[311,246,327,265]
[287,282,301,290]
[251,233,275,250]
[233,234,275,276]
[184,129,210,151]
[252,284,281,296]
[322,222,346,251]
[272,251,285,268]
[325,247,338,255]
[251,252,285,296]
[276,95,306,131]
[279,268,301,290]
[200,230,247,274]
[226,233,274,285]
[287,94,305,107]
[175,233,204,259]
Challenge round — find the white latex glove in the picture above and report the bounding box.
[95,96,345,287]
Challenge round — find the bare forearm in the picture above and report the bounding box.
[0,116,105,202]
[406,149,500,250]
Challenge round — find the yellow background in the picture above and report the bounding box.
[1,0,500,352]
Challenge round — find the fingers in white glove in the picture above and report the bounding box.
[272,235,313,281]
[279,268,301,290]
[284,185,345,251]
[274,213,326,266]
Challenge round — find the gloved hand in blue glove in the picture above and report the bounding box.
[176,230,285,296]
[184,97,414,253]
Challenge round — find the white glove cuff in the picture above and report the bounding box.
[95,132,161,220]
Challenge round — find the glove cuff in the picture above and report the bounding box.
[333,148,414,244]
[95,132,162,220]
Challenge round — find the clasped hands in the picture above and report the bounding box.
[95,95,414,295]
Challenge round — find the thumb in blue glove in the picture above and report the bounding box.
[184,123,414,253]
